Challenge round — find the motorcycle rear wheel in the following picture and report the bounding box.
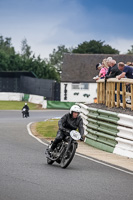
[61,143,76,168]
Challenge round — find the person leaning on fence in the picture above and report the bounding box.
[106,57,113,76]
[116,62,133,79]
[93,63,103,80]
[105,59,121,79]
[105,59,122,102]
[99,59,108,78]
[96,63,102,71]
[116,62,133,104]
[126,62,133,67]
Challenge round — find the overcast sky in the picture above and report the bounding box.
[0,0,133,59]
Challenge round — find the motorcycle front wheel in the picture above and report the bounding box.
[47,158,54,165]
[60,143,77,168]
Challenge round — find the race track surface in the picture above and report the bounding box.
[0,110,132,200]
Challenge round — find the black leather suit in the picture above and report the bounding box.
[22,105,29,116]
[51,113,84,150]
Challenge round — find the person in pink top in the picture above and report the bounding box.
[99,59,108,79]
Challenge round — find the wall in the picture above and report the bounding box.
[61,82,97,103]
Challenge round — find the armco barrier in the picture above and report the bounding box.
[0,92,75,110]
[0,92,44,105]
[28,94,44,105]
[0,92,24,101]
[22,94,30,101]
[47,101,75,109]
[78,103,133,158]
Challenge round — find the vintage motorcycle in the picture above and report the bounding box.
[45,130,81,168]
[22,108,29,118]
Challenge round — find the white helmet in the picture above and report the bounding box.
[25,103,27,105]
[70,105,80,114]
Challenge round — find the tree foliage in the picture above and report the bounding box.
[0,35,15,55]
[72,40,119,54]
[21,38,33,59]
[49,45,71,73]
[0,36,121,82]
[0,36,60,81]
[127,45,133,54]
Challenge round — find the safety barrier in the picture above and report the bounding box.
[0,92,24,101]
[0,92,75,110]
[78,103,133,158]
[47,101,75,109]
[0,92,44,105]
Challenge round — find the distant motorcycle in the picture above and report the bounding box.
[45,130,81,168]
[22,108,29,118]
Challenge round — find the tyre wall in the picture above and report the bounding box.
[78,103,133,158]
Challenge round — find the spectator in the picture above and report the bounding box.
[99,59,108,79]
[106,57,113,75]
[106,56,113,64]
[93,63,102,80]
[105,60,121,79]
[96,63,102,70]
[116,62,133,79]
[117,62,133,104]
[126,62,133,67]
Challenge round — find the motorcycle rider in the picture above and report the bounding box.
[22,103,29,117]
[49,105,84,153]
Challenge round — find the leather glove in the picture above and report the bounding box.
[62,128,70,134]
[65,129,70,134]
[80,136,84,141]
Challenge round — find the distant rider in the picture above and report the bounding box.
[49,105,84,153]
[22,103,29,117]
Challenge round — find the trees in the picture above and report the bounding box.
[0,35,121,82]
[0,35,15,55]
[127,45,133,54]
[0,35,60,81]
[49,45,71,73]
[72,40,119,54]
[21,38,33,59]
[0,50,9,71]
[0,36,16,71]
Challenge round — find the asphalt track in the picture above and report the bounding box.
[0,110,133,200]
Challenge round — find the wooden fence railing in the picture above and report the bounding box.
[97,78,133,110]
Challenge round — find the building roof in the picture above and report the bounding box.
[61,53,133,83]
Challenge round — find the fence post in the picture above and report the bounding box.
[122,82,126,109]
[97,82,100,104]
[106,82,109,107]
[103,81,106,104]
[131,84,133,110]
[111,82,115,107]
[116,82,120,107]
[97,78,133,110]
[99,83,103,103]
[108,82,111,107]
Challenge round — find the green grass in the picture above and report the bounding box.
[36,119,59,138]
[0,101,42,110]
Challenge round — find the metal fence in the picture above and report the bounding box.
[0,75,60,100]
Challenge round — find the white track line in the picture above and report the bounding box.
[27,122,133,175]
[27,122,48,146]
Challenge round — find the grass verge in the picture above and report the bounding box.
[36,119,59,138]
[0,101,43,110]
